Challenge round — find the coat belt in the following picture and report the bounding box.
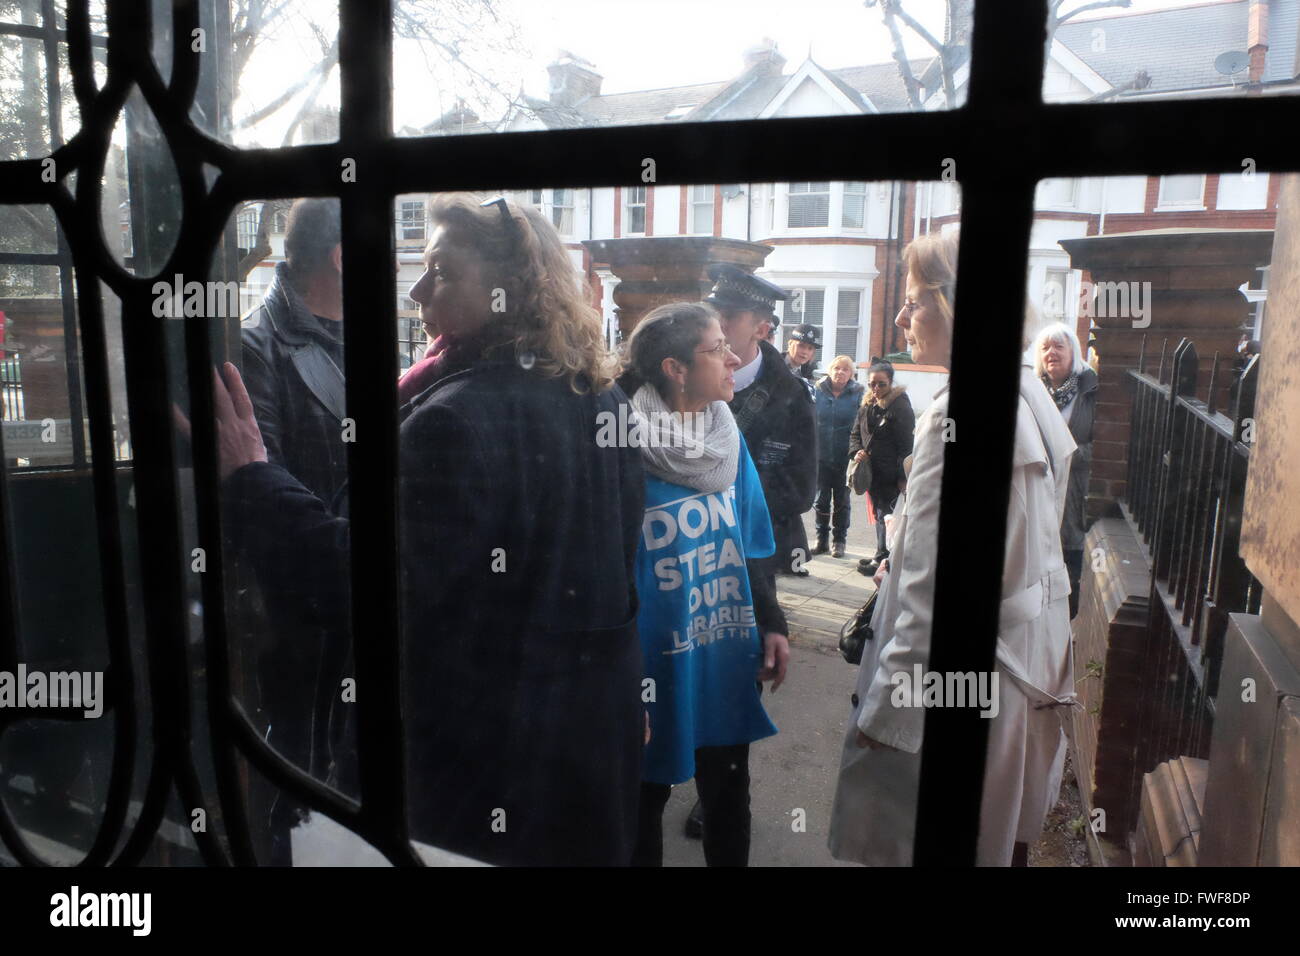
[994,566,1078,710]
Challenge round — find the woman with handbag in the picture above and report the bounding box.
[617,301,791,867]
[827,231,1078,867]
[848,359,914,577]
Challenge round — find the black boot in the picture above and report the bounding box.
[684,798,704,839]
[812,531,829,555]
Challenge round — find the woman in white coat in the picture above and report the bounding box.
[827,232,1078,867]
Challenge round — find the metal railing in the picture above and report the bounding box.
[1124,336,1263,791]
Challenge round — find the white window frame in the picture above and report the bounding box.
[550,188,574,236]
[841,181,868,230]
[1156,174,1206,210]
[834,287,864,360]
[1036,178,1079,209]
[624,185,647,235]
[787,181,831,229]
[398,200,426,241]
[236,207,259,249]
[690,185,714,235]
[1042,267,1071,322]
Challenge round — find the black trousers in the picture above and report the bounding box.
[632,743,751,867]
[867,487,899,558]
[815,461,851,544]
[772,512,809,573]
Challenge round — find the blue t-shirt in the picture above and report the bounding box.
[635,440,779,785]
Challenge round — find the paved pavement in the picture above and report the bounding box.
[657,503,1086,867]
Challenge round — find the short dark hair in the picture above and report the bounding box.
[284,198,341,286]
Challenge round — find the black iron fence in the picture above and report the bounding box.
[1123,336,1263,786]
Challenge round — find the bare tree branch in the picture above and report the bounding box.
[1052,0,1132,30]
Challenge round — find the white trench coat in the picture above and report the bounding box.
[828,365,1078,866]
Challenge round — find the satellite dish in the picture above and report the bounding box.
[1215,50,1251,75]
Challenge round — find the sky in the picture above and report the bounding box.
[231,0,1241,143]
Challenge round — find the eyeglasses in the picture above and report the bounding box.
[696,339,735,356]
[869,380,891,389]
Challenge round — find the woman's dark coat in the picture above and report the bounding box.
[848,383,915,497]
[1060,366,1099,552]
[814,377,865,466]
[224,356,646,866]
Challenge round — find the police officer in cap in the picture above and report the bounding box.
[706,265,817,580]
[785,323,819,395]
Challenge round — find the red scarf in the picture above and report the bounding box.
[397,335,448,404]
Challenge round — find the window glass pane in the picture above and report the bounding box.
[193,1,341,146]
[788,184,829,228]
[216,197,359,865]
[836,288,862,360]
[393,0,970,137]
[1158,174,1204,206]
[1042,0,1299,106]
[1020,171,1285,871]
[0,211,144,863]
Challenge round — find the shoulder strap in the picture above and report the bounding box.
[289,341,347,423]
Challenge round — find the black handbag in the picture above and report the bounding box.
[838,590,878,665]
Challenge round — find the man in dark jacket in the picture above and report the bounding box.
[708,265,818,578]
[235,198,350,863]
[241,199,348,505]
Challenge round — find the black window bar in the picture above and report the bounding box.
[0,0,1296,867]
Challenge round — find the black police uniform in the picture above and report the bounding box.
[707,265,818,577]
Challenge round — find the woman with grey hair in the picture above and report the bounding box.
[1032,321,1098,620]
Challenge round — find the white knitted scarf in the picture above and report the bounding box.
[629,384,740,494]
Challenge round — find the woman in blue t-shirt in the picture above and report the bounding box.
[617,301,791,867]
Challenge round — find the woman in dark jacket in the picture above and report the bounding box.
[213,194,645,866]
[812,355,865,557]
[849,359,914,575]
[1032,321,1098,619]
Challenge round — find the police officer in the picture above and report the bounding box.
[706,264,817,578]
[682,264,815,843]
[785,323,819,396]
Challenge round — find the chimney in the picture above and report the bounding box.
[442,100,478,128]
[1247,0,1268,84]
[742,38,786,77]
[547,53,602,107]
